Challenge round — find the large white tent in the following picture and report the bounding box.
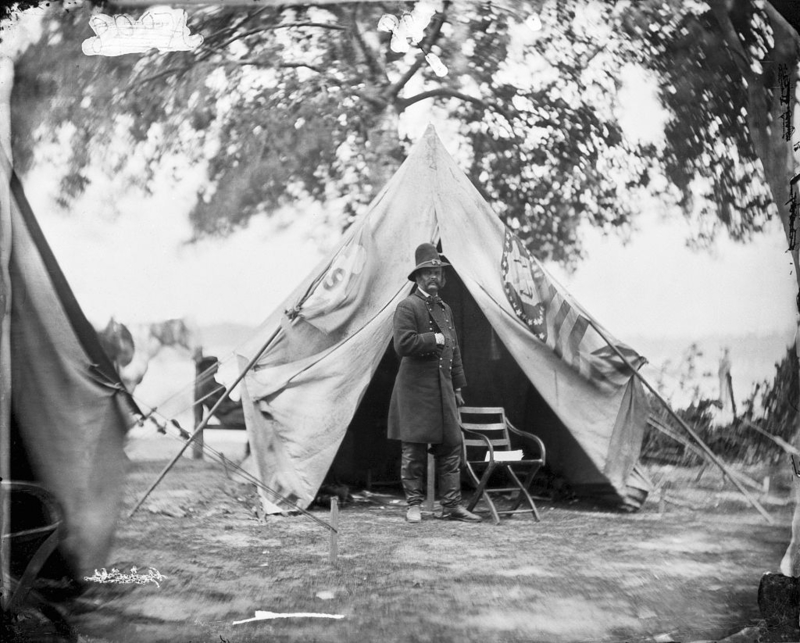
[236,126,651,513]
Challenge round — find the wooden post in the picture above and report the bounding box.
[424,453,435,512]
[192,352,204,460]
[329,497,338,565]
[658,482,669,515]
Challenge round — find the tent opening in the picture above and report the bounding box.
[326,268,598,495]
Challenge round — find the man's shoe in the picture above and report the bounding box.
[406,505,422,523]
[441,505,482,522]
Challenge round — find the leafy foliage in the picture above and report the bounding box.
[617,0,776,249]
[13,1,656,263]
[742,343,799,448]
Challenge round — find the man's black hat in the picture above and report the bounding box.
[407,242,450,281]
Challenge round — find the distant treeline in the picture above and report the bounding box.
[642,343,798,465]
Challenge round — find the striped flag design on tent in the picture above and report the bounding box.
[501,229,646,390]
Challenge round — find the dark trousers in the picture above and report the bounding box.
[401,441,462,508]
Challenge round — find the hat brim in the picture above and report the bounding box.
[407,259,451,281]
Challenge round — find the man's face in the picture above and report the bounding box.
[415,267,444,294]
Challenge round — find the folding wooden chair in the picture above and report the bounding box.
[459,406,546,525]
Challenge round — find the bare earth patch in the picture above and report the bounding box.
[57,456,795,643]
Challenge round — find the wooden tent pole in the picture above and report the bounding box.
[128,327,281,518]
[589,321,774,525]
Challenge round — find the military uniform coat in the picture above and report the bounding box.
[388,290,467,446]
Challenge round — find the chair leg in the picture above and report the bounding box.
[465,463,495,512]
[482,492,502,525]
[507,467,541,521]
[509,465,540,508]
[466,465,501,525]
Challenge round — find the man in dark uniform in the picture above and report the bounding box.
[388,243,481,523]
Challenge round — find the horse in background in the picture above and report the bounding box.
[97,317,135,373]
[97,317,202,392]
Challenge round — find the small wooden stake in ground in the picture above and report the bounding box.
[424,453,435,512]
[329,497,339,565]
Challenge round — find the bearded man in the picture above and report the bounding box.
[387,243,481,523]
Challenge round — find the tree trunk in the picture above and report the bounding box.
[717,4,800,575]
[752,12,800,578]
[0,55,13,608]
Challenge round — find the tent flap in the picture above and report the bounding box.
[5,157,131,578]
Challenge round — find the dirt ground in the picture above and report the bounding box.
[23,435,800,643]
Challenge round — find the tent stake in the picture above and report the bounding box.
[128,327,281,518]
[590,322,774,525]
[329,497,339,565]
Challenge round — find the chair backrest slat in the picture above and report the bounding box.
[460,408,513,452]
[461,422,507,432]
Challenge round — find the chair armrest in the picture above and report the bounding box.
[460,426,496,462]
[505,421,546,464]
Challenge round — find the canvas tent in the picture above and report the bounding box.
[0,143,133,581]
[237,125,652,514]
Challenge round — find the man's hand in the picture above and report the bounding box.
[455,389,465,406]
[434,333,445,346]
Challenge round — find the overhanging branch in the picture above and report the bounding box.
[221,58,326,74]
[349,4,387,85]
[398,88,516,126]
[386,4,449,101]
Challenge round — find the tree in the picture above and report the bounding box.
[614,0,800,574]
[13,0,659,264]
[616,0,797,262]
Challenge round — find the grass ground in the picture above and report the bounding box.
[30,448,795,643]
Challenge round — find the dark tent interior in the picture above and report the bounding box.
[328,269,603,498]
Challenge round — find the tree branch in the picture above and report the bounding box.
[128,64,193,90]
[220,58,326,75]
[764,1,800,49]
[386,4,449,101]
[706,0,756,85]
[132,19,348,87]
[348,4,386,84]
[200,6,272,49]
[197,21,347,64]
[398,88,516,125]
